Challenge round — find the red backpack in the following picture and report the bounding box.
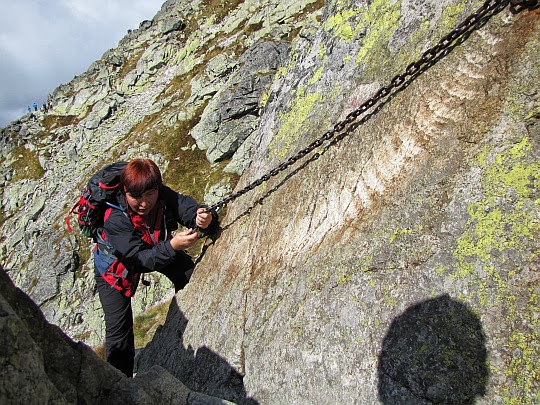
[66,162,127,241]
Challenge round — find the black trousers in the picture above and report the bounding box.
[95,252,193,377]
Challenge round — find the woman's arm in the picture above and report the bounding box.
[164,185,219,233]
[103,209,177,273]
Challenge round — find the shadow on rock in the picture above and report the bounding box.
[136,297,258,405]
[377,294,488,404]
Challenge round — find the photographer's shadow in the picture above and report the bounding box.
[377,294,489,404]
[135,297,258,405]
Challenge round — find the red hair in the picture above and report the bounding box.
[121,159,162,197]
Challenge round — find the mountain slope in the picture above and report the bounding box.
[1,0,538,403]
[0,0,325,346]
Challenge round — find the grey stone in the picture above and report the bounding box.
[190,41,290,163]
[0,0,538,403]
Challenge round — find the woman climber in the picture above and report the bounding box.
[93,158,218,377]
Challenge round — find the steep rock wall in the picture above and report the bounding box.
[0,0,537,403]
[138,1,539,404]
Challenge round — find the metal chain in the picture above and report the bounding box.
[207,0,537,213]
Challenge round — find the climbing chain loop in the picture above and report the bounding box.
[206,0,537,214]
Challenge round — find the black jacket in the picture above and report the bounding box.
[95,185,218,276]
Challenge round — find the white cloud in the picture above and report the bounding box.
[61,0,160,23]
[61,0,105,21]
[0,0,164,127]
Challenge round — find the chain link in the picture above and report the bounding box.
[207,0,536,213]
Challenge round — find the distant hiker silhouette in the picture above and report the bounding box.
[33,102,37,111]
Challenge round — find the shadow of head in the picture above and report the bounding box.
[377,294,489,404]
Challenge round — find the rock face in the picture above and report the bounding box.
[0,265,235,404]
[0,0,539,404]
[138,1,540,404]
[190,41,291,171]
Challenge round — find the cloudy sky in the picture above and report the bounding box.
[0,0,164,127]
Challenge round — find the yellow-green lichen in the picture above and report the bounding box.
[435,1,468,38]
[435,265,447,276]
[291,323,305,338]
[275,66,288,81]
[503,328,540,402]
[269,87,324,159]
[308,268,330,292]
[323,9,359,41]
[355,0,402,74]
[308,64,326,85]
[382,284,397,308]
[452,136,539,400]
[318,45,326,59]
[525,103,540,120]
[259,89,270,109]
[393,1,468,71]
[263,294,284,323]
[393,18,431,71]
[337,271,353,285]
[453,136,539,279]
[175,37,202,65]
[388,225,422,243]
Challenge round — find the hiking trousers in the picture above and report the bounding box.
[95,252,193,377]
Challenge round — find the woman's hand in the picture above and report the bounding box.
[196,207,212,229]
[170,228,199,251]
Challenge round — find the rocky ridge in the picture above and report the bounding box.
[0,0,539,404]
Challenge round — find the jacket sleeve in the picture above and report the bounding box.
[163,186,219,233]
[103,209,177,274]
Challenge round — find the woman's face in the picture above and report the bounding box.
[125,188,159,216]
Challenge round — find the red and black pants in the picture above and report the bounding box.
[94,252,193,377]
